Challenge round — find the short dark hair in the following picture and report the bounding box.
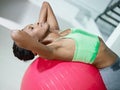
[12,42,35,61]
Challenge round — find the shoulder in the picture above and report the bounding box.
[59,29,71,36]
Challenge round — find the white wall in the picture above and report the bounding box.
[0,25,33,90]
[106,23,120,57]
[65,0,111,18]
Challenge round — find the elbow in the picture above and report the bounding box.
[45,52,55,60]
[39,51,56,60]
[45,56,54,60]
[42,1,49,6]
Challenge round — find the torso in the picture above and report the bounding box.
[93,37,118,68]
[40,29,118,68]
[41,29,75,60]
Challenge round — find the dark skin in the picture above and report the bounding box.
[11,2,118,69]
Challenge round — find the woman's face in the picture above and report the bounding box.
[23,22,49,41]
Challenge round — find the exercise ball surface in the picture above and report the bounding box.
[21,57,106,90]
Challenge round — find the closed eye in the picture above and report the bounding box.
[31,27,34,30]
[37,22,39,25]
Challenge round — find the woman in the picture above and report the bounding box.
[11,2,120,89]
[11,1,118,69]
[12,1,59,61]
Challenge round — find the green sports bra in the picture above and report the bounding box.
[64,28,100,64]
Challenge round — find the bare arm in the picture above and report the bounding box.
[39,2,59,31]
[11,30,55,59]
[11,30,74,60]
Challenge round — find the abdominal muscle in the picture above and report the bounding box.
[92,37,118,69]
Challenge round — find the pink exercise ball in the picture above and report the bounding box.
[21,57,106,90]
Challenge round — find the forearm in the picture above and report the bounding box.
[39,2,47,23]
[11,30,54,60]
[39,2,59,31]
